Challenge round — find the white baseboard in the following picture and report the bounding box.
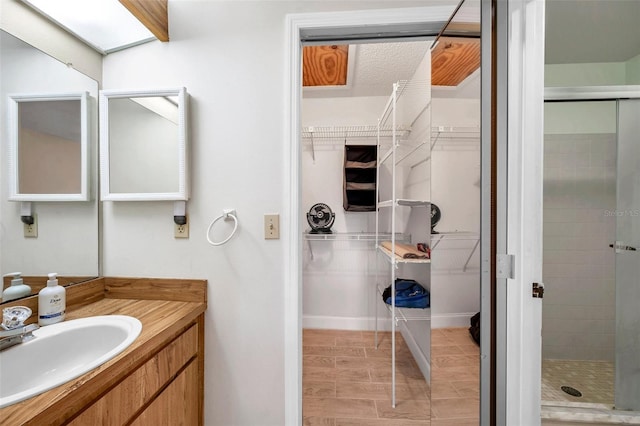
[303,315,392,331]
[431,312,476,329]
[303,312,476,330]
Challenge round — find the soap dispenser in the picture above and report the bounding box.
[2,272,32,302]
[38,273,65,326]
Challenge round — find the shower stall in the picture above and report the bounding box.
[541,94,640,413]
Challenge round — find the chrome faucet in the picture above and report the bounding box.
[0,306,39,352]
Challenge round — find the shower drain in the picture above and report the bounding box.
[561,386,582,397]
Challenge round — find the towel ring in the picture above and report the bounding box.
[207,209,238,246]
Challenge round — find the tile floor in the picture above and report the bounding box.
[541,359,614,406]
[302,327,480,425]
[430,327,480,425]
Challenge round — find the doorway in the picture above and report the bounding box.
[301,39,435,423]
[285,4,487,425]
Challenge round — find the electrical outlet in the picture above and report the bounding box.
[174,220,189,239]
[24,214,38,238]
[264,214,279,239]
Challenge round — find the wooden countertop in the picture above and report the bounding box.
[0,278,207,426]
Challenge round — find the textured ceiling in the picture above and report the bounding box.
[353,42,431,92]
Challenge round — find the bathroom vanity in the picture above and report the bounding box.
[0,277,206,425]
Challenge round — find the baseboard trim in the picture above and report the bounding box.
[303,312,476,330]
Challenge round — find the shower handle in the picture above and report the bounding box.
[609,241,638,253]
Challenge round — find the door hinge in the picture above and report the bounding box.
[532,282,545,299]
[496,254,515,279]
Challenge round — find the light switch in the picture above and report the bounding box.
[264,214,279,239]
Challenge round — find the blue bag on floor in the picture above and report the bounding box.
[382,279,430,308]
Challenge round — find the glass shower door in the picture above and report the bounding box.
[614,99,640,411]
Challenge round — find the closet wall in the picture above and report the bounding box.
[301,58,482,331]
[302,95,388,329]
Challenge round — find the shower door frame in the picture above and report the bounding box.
[543,85,640,412]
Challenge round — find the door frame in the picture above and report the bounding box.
[494,0,546,424]
[541,88,640,416]
[284,2,549,423]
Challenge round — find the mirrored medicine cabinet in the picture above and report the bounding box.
[99,88,189,201]
[7,92,90,201]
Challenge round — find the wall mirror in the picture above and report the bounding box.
[0,30,99,303]
[7,92,89,201]
[99,88,189,201]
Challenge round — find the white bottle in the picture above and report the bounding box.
[2,272,32,302]
[38,273,66,326]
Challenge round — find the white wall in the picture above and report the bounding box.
[99,2,440,425]
[545,63,626,87]
[544,52,640,87]
[625,53,640,85]
[0,0,102,82]
[301,95,385,329]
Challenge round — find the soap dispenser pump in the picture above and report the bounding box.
[2,272,32,302]
[38,273,66,326]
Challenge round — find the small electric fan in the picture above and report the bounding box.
[307,203,335,234]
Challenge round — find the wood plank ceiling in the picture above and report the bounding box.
[303,45,349,86]
[431,37,480,86]
[119,0,169,42]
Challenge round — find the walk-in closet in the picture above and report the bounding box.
[301,38,481,423]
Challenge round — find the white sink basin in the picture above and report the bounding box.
[0,315,142,408]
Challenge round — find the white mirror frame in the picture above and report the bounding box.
[99,87,189,201]
[7,92,90,202]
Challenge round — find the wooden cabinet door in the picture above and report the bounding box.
[130,360,200,426]
[68,325,198,426]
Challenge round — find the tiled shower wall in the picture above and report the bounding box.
[542,133,617,361]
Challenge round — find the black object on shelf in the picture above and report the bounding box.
[430,203,441,234]
[343,145,377,212]
[307,203,335,234]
